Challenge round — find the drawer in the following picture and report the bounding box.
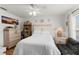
[23,34,30,38]
[9,32,21,36]
[9,31,15,35]
[26,32,30,34]
[7,40,20,48]
[9,30,21,35]
[9,35,15,38]
[9,36,21,42]
[9,38,20,42]
[9,39,20,44]
[9,34,21,38]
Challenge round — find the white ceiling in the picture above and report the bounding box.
[0,4,79,18]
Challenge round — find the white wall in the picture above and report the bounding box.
[0,9,67,46]
[28,15,66,31]
[0,9,25,46]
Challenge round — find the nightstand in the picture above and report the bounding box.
[55,37,68,44]
[55,27,68,44]
[22,21,32,38]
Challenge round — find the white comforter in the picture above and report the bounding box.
[13,31,61,55]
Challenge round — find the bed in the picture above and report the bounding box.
[13,31,61,55]
[13,19,61,55]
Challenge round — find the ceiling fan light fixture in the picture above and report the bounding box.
[29,11,37,16]
[33,11,37,16]
[29,12,32,15]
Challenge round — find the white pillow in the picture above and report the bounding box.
[33,30,41,34]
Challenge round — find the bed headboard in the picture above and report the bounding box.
[30,19,52,32]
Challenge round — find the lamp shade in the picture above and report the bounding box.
[55,27,64,37]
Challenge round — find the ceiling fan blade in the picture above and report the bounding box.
[35,8,40,11]
[29,6,34,10]
[0,7,7,11]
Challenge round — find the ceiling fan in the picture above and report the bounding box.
[0,7,7,11]
[26,4,46,16]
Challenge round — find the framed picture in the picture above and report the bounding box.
[1,16,17,25]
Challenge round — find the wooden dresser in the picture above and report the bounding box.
[4,27,21,49]
[22,21,32,38]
